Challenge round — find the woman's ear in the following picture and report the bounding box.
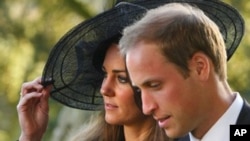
[190,52,210,81]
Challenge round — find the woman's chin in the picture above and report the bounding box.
[105,115,120,125]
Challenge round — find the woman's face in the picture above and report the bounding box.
[101,44,147,125]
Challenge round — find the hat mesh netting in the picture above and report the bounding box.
[42,0,244,110]
[42,3,147,110]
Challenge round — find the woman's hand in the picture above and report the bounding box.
[17,77,51,141]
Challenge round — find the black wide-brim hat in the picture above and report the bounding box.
[42,0,244,110]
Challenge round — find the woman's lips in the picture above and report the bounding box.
[105,103,118,110]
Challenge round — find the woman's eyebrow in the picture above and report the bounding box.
[112,69,126,73]
[102,66,126,73]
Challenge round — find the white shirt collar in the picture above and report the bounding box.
[189,93,243,141]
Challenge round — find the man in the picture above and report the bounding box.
[119,3,250,141]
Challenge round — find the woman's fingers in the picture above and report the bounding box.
[17,92,43,112]
[21,77,43,96]
[17,77,51,141]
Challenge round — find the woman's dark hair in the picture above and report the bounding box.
[92,34,122,73]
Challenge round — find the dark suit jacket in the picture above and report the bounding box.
[174,100,250,141]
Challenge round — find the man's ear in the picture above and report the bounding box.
[190,52,210,81]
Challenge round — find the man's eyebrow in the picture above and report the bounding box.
[131,79,151,88]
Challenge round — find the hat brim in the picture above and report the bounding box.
[42,0,244,110]
[132,0,244,60]
[42,2,147,110]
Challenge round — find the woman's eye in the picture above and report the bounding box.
[133,86,141,94]
[118,76,129,83]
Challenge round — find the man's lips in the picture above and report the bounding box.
[154,116,171,127]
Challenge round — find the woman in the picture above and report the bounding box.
[71,41,169,141]
[17,40,169,141]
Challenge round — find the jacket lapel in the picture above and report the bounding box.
[236,100,250,124]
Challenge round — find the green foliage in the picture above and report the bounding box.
[0,0,108,140]
[226,0,250,99]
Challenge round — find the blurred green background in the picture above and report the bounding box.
[0,0,249,141]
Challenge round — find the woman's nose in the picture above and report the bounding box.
[100,78,114,97]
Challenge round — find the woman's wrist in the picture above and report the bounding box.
[18,133,43,141]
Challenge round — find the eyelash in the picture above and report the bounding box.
[149,82,160,88]
[133,86,141,94]
[118,75,129,83]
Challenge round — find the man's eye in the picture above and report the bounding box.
[149,82,160,88]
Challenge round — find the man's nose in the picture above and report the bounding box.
[141,91,157,115]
